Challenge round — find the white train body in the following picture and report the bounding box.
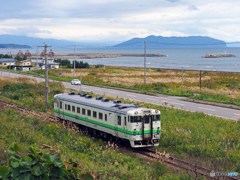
[54,93,161,148]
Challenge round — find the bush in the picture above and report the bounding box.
[0,143,96,180]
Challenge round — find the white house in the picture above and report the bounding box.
[41,57,54,64]
[36,62,59,69]
[20,59,32,66]
[0,59,17,66]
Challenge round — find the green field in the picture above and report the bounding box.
[0,75,239,177]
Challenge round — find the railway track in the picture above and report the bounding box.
[0,99,239,180]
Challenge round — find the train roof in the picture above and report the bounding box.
[55,93,155,113]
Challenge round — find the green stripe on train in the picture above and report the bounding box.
[54,109,160,135]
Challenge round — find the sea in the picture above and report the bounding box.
[1,47,240,72]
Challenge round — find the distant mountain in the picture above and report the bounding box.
[0,44,31,48]
[0,34,117,48]
[226,42,240,47]
[115,35,227,48]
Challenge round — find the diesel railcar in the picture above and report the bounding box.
[54,92,161,148]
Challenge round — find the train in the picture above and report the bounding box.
[54,92,161,148]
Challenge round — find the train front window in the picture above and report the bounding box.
[130,116,141,123]
[153,115,160,121]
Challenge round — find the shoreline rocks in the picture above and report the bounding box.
[202,53,236,58]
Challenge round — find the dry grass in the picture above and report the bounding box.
[185,87,240,99]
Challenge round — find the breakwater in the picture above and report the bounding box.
[202,53,236,58]
[29,53,166,59]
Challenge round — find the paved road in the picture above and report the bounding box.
[2,71,240,120]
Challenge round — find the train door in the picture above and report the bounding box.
[142,115,153,140]
[114,113,118,137]
[124,116,127,137]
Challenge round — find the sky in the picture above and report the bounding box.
[0,0,240,43]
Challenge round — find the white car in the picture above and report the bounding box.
[71,79,81,85]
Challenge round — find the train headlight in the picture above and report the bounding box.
[135,111,138,115]
[155,110,158,113]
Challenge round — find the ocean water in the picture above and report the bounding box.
[1,47,240,72]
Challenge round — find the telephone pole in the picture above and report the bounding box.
[36,46,39,67]
[144,41,146,85]
[45,45,49,109]
[38,44,51,109]
[74,45,76,77]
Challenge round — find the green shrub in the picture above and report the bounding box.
[0,143,96,180]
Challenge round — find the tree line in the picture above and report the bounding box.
[0,54,27,62]
[0,54,13,58]
[54,59,90,68]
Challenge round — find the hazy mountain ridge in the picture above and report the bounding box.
[0,44,31,48]
[0,34,237,48]
[0,34,117,48]
[115,35,228,48]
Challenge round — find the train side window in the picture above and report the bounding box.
[65,104,67,110]
[124,117,126,126]
[77,107,80,114]
[87,110,91,116]
[99,113,103,120]
[105,114,107,121]
[128,116,129,122]
[93,111,97,118]
[118,115,121,125]
[82,108,86,115]
[68,105,71,111]
[72,106,75,112]
[60,101,62,109]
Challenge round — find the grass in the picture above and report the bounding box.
[0,75,239,176]
[5,65,240,106]
[0,107,190,179]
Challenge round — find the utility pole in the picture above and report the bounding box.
[144,41,146,85]
[101,65,103,81]
[182,67,183,93]
[170,68,172,93]
[36,46,38,67]
[74,45,76,77]
[9,52,11,77]
[38,44,51,109]
[45,45,49,109]
[1,57,3,76]
[200,70,202,91]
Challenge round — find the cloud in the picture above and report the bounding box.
[0,0,240,42]
[165,0,180,2]
[0,26,52,37]
[188,5,199,10]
